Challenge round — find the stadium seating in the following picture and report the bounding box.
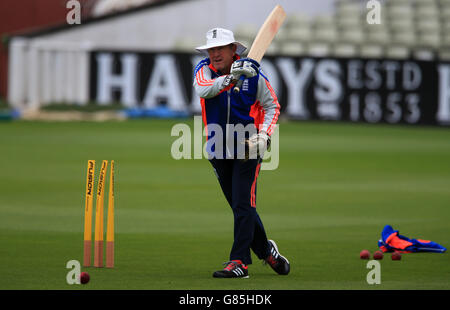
[169,0,450,60]
[229,0,450,60]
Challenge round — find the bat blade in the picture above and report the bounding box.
[247,5,287,62]
[233,5,286,93]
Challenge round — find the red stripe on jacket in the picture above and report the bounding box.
[264,79,280,136]
[200,98,208,140]
[196,67,214,86]
[250,101,265,132]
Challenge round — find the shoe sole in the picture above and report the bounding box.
[213,274,250,279]
[268,239,290,273]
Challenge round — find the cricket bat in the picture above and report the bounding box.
[233,4,286,93]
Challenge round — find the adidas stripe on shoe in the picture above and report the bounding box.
[213,260,249,278]
[264,240,290,275]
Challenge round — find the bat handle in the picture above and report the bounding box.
[233,75,246,94]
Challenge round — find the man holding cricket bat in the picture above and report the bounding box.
[193,26,289,278]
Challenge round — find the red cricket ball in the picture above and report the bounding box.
[391,252,402,261]
[80,272,90,284]
[373,251,384,260]
[360,250,370,259]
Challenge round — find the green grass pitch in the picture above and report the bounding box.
[0,119,449,290]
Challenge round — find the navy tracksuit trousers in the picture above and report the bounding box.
[209,158,271,265]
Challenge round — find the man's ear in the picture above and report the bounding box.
[232,44,237,53]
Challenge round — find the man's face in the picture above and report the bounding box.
[207,44,237,74]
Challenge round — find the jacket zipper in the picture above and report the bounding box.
[227,89,231,124]
[226,90,231,158]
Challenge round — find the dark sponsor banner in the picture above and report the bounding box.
[89,51,450,126]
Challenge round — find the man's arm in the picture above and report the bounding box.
[256,73,280,136]
[193,61,230,99]
[244,71,280,160]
